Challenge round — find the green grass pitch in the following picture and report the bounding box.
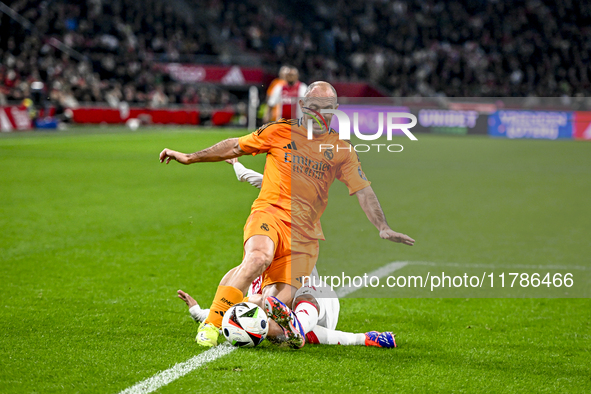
[0,127,589,393]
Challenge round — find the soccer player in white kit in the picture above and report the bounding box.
[176,159,396,348]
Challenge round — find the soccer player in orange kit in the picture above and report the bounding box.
[159,81,414,348]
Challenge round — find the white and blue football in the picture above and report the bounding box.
[221,302,268,347]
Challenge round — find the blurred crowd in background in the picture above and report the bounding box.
[0,0,232,108]
[1,0,590,108]
[230,0,591,97]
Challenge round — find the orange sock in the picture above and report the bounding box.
[242,296,250,303]
[204,285,244,328]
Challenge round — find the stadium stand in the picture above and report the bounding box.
[1,0,590,108]
[216,0,591,97]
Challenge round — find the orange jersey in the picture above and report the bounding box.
[238,119,371,240]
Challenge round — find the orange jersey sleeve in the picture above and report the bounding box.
[238,123,278,155]
[266,78,285,98]
[336,146,371,195]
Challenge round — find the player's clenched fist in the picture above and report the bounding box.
[159,148,190,165]
[379,229,415,246]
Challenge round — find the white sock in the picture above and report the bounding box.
[294,301,319,334]
[310,325,365,346]
[189,305,209,323]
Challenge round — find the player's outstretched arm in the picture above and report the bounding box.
[178,289,210,322]
[225,158,263,189]
[177,289,197,308]
[160,138,244,165]
[355,186,415,246]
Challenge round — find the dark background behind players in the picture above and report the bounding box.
[1,0,590,107]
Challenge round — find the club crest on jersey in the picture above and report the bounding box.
[323,148,334,160]
[260,223,270,231]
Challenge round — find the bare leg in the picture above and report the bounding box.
[224,235,275,294]
[202,235,275,330]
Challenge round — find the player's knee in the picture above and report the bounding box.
[244,250,272,274]
[295,293,320,312]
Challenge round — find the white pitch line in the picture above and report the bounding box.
[336,261,409,298]
[409,261,589,271]
[118,344,236,394]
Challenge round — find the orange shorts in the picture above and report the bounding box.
[243,209,319,289]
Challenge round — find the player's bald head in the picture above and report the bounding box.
[300,81,339,135]
[302,81,338,109]
[304,81,337,99]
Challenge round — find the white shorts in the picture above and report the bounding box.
[291,266,340,330]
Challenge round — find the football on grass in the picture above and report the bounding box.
[222,302,269,347]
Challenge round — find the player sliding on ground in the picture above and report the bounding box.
[160,81,414,348]
[177,270,397,348]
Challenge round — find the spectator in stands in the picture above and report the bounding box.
[266,66,307,120]
[150,85,169,108]
[105,83,123,108]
